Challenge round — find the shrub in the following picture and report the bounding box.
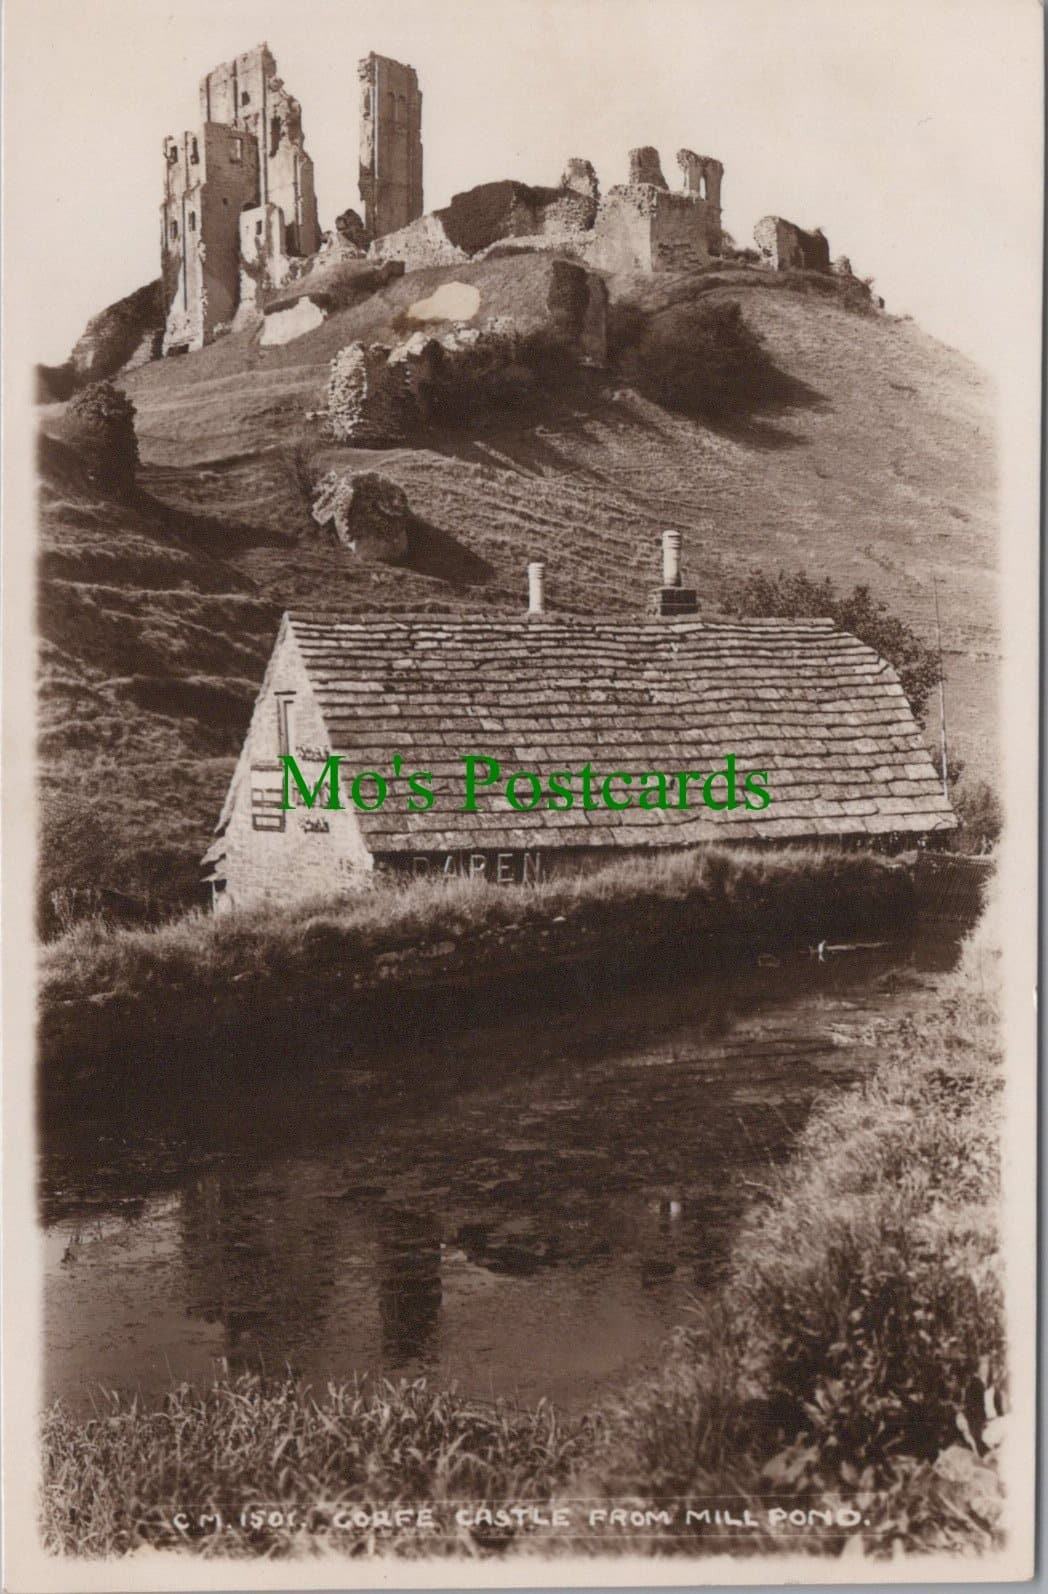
[723,569,942,719]
[609,298,786,420]
[60,381,138,494]
[945,779,1002,855]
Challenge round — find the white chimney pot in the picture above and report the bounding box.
[662,529,682,587]
[527,561,546,614]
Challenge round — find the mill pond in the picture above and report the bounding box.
[42,928,964,1416]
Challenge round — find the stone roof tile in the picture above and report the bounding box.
[286,612,956,850]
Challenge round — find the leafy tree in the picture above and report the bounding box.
[723,569,942,719]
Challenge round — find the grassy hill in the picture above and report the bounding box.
[36,256,998,928]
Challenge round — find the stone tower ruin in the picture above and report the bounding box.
[161,43,320,354]
[358,53,424,241]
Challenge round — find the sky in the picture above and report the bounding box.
[8,0,1042,373]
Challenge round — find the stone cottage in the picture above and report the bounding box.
[202,538,955,910]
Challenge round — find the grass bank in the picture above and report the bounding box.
[41,845,910,1099]
[42,913,1003,1561]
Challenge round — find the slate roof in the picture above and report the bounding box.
[286,611,956,851]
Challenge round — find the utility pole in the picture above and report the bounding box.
[933,578,949,800]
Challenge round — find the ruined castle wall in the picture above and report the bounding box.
[161,131,202,351]
[262,91,320,255]
[200,45,274,126]
[238,201,288,315]
[585,186,658,272]
[197,125,261,341]
[368,212,468,272]
[199,44,320,257]
[585,182,717,274]
[650,191,719,270]
[368,180,596,271]
[754,215,831,273]
[359,53,423,240]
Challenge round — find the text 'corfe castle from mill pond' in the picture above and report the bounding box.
[161,41,855,356]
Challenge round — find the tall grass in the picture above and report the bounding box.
[43,844,904,1007]
[42,1378,592,1559]
[41,914,1003,1561]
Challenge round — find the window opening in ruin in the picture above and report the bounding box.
[241,90,251,106]
[169,219,178,241]
[166,145,178,164]
[189,211,196,231]
[231,136,243,162]
[270,115,282,156]
[190,137,199,164]
[699,174,708,199]
[255,219,264,237]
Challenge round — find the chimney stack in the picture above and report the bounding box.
[527,561,546,615]
[653,531,698,616]
[662,528,682,587]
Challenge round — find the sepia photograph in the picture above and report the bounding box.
[1,0,1041,1585]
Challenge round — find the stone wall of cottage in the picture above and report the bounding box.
[214,626,372,910]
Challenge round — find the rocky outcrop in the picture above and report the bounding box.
[311,470,410,559]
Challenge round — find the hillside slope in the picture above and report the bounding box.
[37,260,998,925]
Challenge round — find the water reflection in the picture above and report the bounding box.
[180,1173,338,1374]
[43,940,961,1411]
[377,1210,443,1366]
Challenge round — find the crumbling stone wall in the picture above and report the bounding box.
[359,53,423,240]
[335,208,369,253]
[199,44,320,255]
[368,211,469,272]
[561,158,599,202]
[163,44,319,353]
[162,123,259,352]
[324,342,420,445]
[369,175,598,270]
[754,215,831,273]
[629,147,668,187]
[311,470,411,559]
[585,146,723,273]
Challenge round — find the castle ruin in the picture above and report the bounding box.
[160,40,849,359]
[358,53,423,240]
[161,42,421,354]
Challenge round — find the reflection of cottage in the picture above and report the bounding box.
[203,536,955,910]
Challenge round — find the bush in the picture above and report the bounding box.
[60,381,138,494]
[723,569,942,720]
[594,923,1005,1555]
[609,298,786,420]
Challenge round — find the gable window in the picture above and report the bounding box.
[277,695,295,758]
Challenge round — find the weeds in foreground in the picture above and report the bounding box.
[42,1378,591,1559]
